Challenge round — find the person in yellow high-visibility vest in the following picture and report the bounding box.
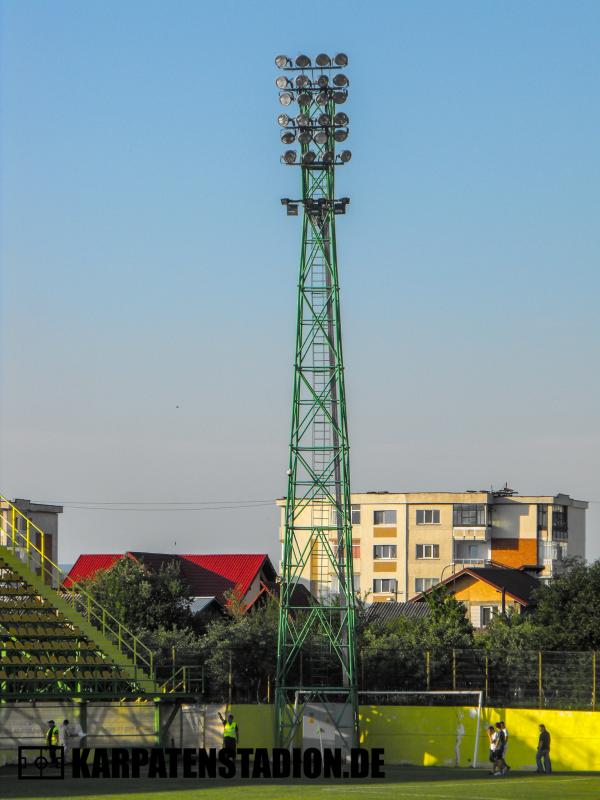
[45,720,59,767]
[218,711,239,756]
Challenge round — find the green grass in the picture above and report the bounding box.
[1,767,598,800]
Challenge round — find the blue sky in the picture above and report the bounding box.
[1,0,599,564]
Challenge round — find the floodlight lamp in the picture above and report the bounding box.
[295,54,311,68]
[296,113,311,126]
[316,92,329,106]
[333,74,349,87]
[333,112,349,126]
[297,92,312,106]
[302,151,316,164]
[318,113,330,127]
[333,53,348,67]
[314,130,328,145]
[275,55,291,69]
[316,53,331,67]
[333,128,348,142]
[322,150,334,164]
[297,130,312,145]
[286,203,299,216]
[279,92,294,106]
[317,75,329,88]
[276,76,291,89]
[281,130,296,144]
[278,113,291,127]
[340,149,352,162]
[333,91,348,104]
[295,75,311,89]
[283,150,297,164]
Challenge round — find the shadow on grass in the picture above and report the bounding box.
[1,766,591,798]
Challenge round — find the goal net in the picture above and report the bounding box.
[358,690,484,768]
[294,689,484,767]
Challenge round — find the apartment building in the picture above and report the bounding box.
[276,489,587,602]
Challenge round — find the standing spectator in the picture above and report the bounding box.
[217,711,239,757]
[536,724,552,774]
[45,720,59,768]
[59,720,72,762]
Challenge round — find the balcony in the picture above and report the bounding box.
[452,526,491,541]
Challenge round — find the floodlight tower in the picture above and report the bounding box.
[274,52,358,750]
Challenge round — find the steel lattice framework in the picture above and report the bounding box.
[273,53,358,750]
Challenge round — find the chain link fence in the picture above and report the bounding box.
[358,648,599,710]
[163,648,599,709]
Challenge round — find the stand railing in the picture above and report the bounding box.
[0,495,153,679]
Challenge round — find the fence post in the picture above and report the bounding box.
[360,650,365,691]
[426,651,430,691]
[538,651,543,708]
[485,654,489,703]
[267,675,271,704]
[452,649,456,691]
[228,652,233,706]
[593,652,596,712]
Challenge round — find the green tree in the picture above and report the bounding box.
[82,557,193,633]
[532,558,600,650]
[198,597,279,702]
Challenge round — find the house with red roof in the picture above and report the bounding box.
[63,552,278,612]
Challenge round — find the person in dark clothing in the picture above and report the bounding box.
[218,711,239,757]
[495,722,509,775]
[536,724,552,774]
[45,720,59,768]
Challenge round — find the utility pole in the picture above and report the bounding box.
[273,52,358,751]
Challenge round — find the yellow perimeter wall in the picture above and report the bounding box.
[233,705,600,771]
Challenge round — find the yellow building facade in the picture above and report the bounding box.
[276,490,587,603]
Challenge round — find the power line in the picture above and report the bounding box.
[40,500,275,512]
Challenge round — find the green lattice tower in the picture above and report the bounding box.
[273,53,358,750]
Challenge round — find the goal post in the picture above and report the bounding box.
[292,689,484,767]
[357,690,484,768]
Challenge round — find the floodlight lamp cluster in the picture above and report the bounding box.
[281,197,350,217]
[275,52,352,169]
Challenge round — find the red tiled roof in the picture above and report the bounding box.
[181,554,275,599]
[62,552,275,603]
[63,554,124,588]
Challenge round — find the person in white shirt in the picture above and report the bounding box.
[58,719,71,761]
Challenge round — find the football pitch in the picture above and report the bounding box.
[1,768,598,800]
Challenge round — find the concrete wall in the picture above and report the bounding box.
[359,704,600,771]
[3,702,600,771]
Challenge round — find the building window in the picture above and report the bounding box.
[537,504,548,531]
[480,606,497,627]
[552,505,568,540]
[416,509,440,525]
[373,544,397,560]
[416,544,440,559]
[454,541,485,564]
[352,540,360,559]
[351,505,361,525]
[353,574,361,592]
[415,577,436,593]
[374,510,397,525]
[373,578,397,594]
[453,504,487,526]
